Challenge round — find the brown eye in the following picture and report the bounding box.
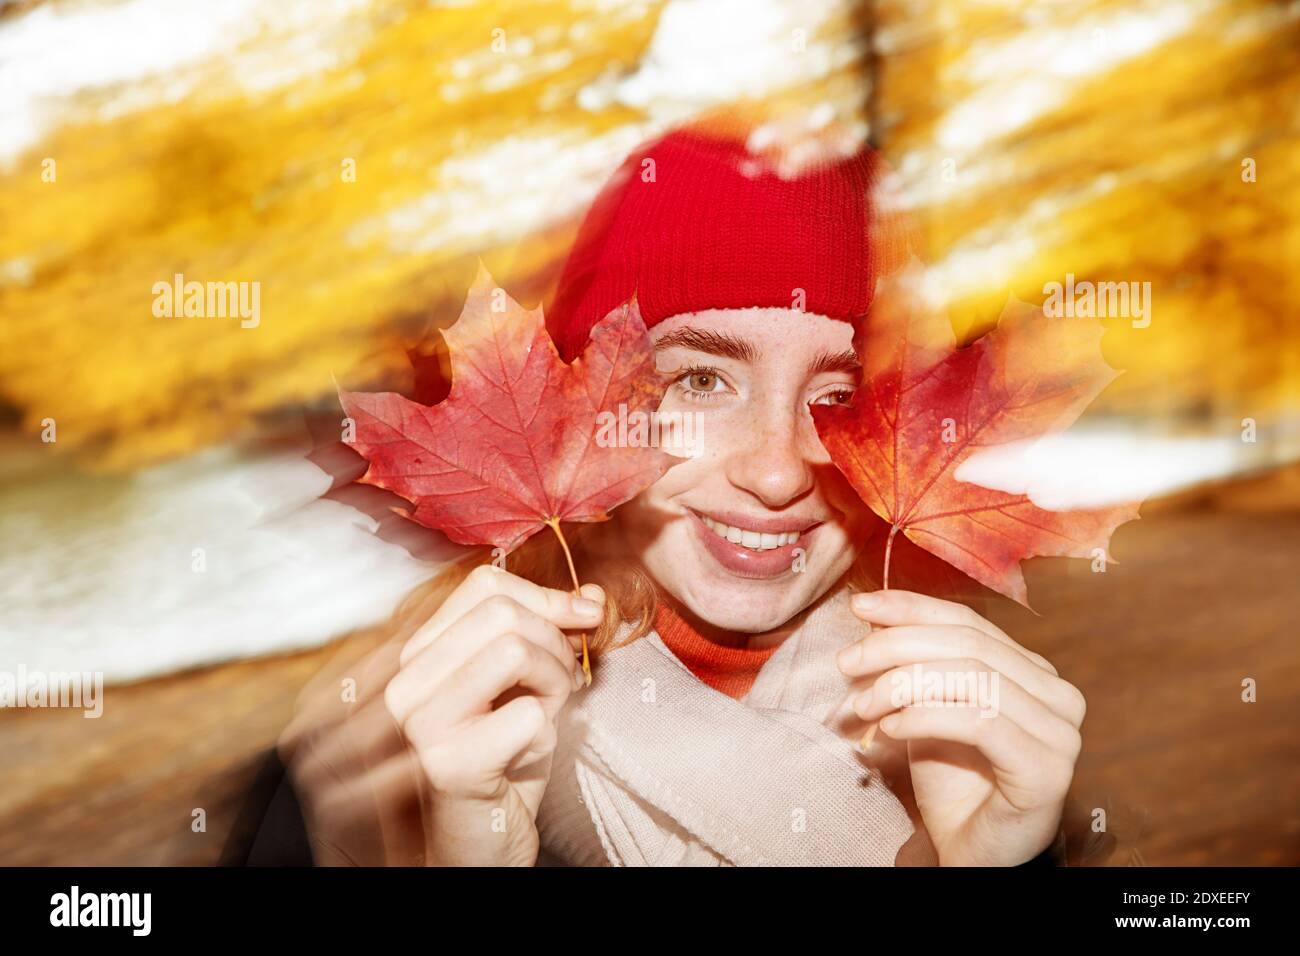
[812,388,855,406]
[687,372,719,392]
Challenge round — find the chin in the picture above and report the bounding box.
[678,584,814,632]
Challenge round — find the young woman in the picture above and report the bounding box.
[262,116,1085,868]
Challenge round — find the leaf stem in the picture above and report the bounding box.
[545,517,590,685]
[883,524,899,591]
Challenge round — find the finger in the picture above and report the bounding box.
[853,659,1085,755]
[850,589,1056,674]
[398,633,574,742]
[414,695,553,799]
[403,564,604,663]
[878,706,1075,813]
[838,624,1075,719]
[839,625,1083,725]
[387,596,583,722]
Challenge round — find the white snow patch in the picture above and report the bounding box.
[956,428,1245,509]
[0,447,436,682]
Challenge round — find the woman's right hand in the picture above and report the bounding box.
[381,565,603,866]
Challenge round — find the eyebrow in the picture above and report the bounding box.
[653,328,757,362]
[808,349,862,377]
[655,327,860,377]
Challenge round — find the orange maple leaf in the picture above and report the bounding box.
[338,265,679,679]
[812,261,1140,607]
[338,264,677,553]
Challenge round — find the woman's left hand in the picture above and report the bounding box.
[837,589,1085,866]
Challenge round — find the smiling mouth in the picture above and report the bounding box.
[699,516,800,551]
[689,510,821,552]
[683,509,823,579]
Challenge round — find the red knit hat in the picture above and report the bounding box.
[546,118,901,362]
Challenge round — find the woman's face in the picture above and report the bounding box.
[619,307,872,632]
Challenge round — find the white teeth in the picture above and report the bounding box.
[699,515,803,551]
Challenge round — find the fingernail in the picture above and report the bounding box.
[579,583,605,603]
[572,597,601,617]
[853,592,882,611]
[836,642,860,672]
[573,666,585,690]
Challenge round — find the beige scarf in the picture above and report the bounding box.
[536,587,926,866]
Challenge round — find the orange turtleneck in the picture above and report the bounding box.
[652,601,782,699]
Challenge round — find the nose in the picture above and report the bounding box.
[723,399,818,509]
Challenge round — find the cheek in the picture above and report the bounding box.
[821,522,864,569]
[818,456,868,517]
[623,455,708,529]
[664,402,753,456]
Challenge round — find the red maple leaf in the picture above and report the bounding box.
[812,260,1140,607]
[339,265,679,674]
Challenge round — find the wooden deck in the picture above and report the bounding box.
[2,467,1297,866]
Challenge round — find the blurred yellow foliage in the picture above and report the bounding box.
[877,0,1300,437]
[0,0,667,467]
[0,0,1296,471]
